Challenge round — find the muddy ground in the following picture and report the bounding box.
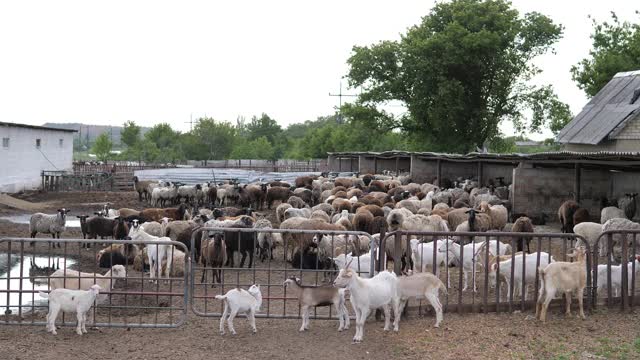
[1,191,640,359]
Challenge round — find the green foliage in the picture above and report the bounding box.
[192,118,236,160]
[120,120,141,148]
[91,132,113,162]
[346,0,567,153]
[571,12,640,97]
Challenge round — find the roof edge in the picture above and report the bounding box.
[0,122,77,133]
[613,70,640,78]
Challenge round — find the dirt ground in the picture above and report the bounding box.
[1,191,640,359]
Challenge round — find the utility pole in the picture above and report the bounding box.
[185,113,194,132]
[329,82,358,123]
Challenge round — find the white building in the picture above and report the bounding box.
[0,122,75,193]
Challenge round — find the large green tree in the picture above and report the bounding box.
[346,0,566,153]
[192,118,236,160]
[91,132,113,162]
[246,113,283,143]
[571,12,640,97]
[120,120,140,148]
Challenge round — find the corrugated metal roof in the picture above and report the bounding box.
[328,150,640,162]
[557,71,640,145]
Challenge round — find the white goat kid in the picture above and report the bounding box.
[596,255,640,297]
[215,284,262,335]
[39,284,101,335]
[333,263,400,343]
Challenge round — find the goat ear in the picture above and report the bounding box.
[491,263,498,271]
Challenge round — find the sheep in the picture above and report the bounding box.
[129,221,174,283]
[283,277,349,332]
[254,218,280,261]
[573,222,603,251]
[151,183,179,207]
[290,246,336,271]
[596,255,640,297]
[206,185,218,205]
[284,207,311,220]
[618,193,638,220]
[396,273,446,328]
[446,208,470,232]
[489,252,555,300]
[573,208,590,226]
[216,284,262,335]
[276,203,293,223]
[511,216,534,253]
[29,208,69,247]
[140,221,165,237]
[353,210,374,233]
[140,204,188,222]
[479,201,508,230]
[331,210,354,224]
[113,216,129,240]
[239,184,268,209]
[331,198,352,214]
[49,265,126,305]
[455,209,492,243]
[558,200,580,233]
[295,176,314,189]
[40,284,101,336]
[96,243,138,268]
[212,207,253,219]
[293,188,313,205]
[311,203,333,216]
[269,180,291,188]
[402,214,449,236]
[164,220,199,241]
[536,247,587,322]
[117,208,140,218]
[601,218,640,259]
[601,206,626,224]
[314,234,369,258]
[332,267,400,343]
[84,216,117,239]
[201,232,227,285]
[396,199,421,214]
[280,218,346,261]
[267,186,293,209]
[310,210,331,223]
[336,216,353,231]
[133,176,153,201]
[386,208,413,232]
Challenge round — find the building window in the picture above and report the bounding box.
[36,139,41,148]
[2,138,8,148]
[59,138,64,147]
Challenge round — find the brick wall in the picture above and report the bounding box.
[612,113,640,140]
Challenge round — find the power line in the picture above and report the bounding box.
[329,82,358,123]
[185,113,194,132]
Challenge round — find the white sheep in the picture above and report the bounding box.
[479,201,508,230]
[39,284,101,336]
[216,284,262,335]
[536,247,587,322]
[332,267,400,343]
[601,206,626,224]
[490,252,555,300]
[284,207,311,220]
[283,277,349,332]
[573,222,602,251]
[396,272,446,328]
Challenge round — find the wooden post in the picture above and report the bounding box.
[574,163,581,203]
[477,162,483,186]
[436,159,442,187]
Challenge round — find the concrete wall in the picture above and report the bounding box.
[411,157,438,183]
[512,164,609,221]
[359,156,376,174]
[0,126,74,192]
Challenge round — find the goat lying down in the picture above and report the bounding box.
[39,284,101,336]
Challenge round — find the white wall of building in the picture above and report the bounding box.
[0,125,74,193]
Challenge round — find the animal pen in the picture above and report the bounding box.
[1,229,639,329]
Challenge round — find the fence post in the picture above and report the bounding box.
[393,232,402,275]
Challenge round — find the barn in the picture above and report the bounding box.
[557,70,640,151]
[0,122,75,193]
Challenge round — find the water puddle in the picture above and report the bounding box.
[0,255,76,312]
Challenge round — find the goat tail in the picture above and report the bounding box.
[38,291,49,299]
[214,295,227,301]
[437,278,448,295]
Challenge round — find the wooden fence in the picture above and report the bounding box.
[41,171,132,192]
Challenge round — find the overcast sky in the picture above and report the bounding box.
[0,1,638,140]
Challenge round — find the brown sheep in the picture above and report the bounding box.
[360,196,384,207]
[295,176,314,189]
[310,210,331,223]
[269,181,291,188]
[447,207,470,232]
[347,188,363,199]
[558,200,580,233]
[453,199,470,209]
[276,203,293,223]
[287,195,307,209]
[366,191,390,203]
[200,232,227,286]
[293,188,313,205]
[267,186,292,209]
[333,191,348,199]
[331,186,348,195]
[430,208,449,222]
[356,204,384,218]
[334,178,354,188]
[352,210,374,233]
[573,208,590,226]
[331,198,352,214]
[368,180,386,193]
[369,216,388,235]
[140,204,188,222]
[351,202,366,213]
[280,218,346,261]
[207,186,217,205]
[512,216,534,253]
[336,217,353,231]
[118,208,140,218]
[239,184,267,210]
[362,174,374,186]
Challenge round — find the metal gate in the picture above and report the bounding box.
[378,230,591,314]
[190,228,375,320]
[0,237,189,328]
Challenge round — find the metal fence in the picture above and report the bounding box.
[0,238,188,328]
[378,230,592,315]
[591,230,640,311]
[190,228,374,320]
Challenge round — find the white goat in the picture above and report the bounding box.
[596,255,640,297]
[129,221,173,283]
[332,252,374,278]
[40,284,101,335]
[396,273,447,328]
[333,266,400,343]
[489,252,555,300]
[536,247,587,322]
[215,284,262,335]
[410,238,454,287]
[438,241,506,292]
